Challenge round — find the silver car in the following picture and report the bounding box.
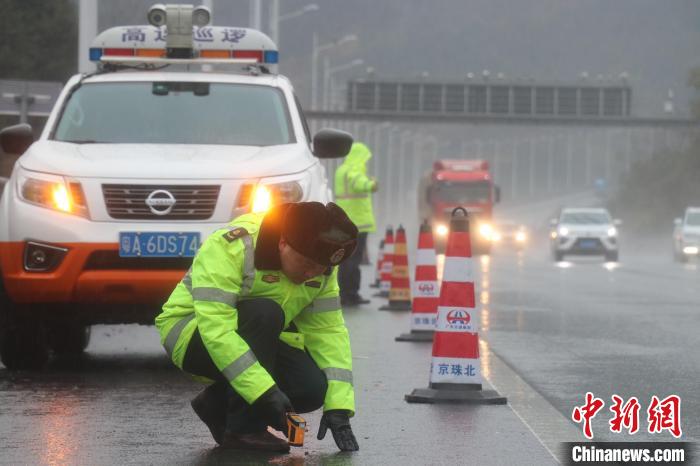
[673,207,700,262]
[550,207,620,262]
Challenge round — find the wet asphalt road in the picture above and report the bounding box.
[483,239,700,444]
[0,235,697,464]
[0,309,555,465]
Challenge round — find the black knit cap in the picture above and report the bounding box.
[282,202,358,266]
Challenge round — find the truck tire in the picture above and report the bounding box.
[48,322,91,355]
[0,285,49,370]
[553,251,564,262]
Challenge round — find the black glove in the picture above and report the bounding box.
[251,386,293,433]
[317,410,359,451]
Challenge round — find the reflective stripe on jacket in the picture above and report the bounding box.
[334,142,376,233]
[155,212,355,413]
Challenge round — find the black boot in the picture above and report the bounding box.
[190,383,229,445]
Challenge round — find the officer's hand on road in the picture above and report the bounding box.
[252,386,293,433]
[317,410,359,451]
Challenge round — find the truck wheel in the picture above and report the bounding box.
[0,288,49,370]
[553,251,564,262]
[48,323,91,355]
[605,251,619,262]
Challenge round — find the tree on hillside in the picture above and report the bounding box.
[609,68,700,234]
[0,0,78,82]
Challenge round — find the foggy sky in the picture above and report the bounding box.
[99,0,700,117]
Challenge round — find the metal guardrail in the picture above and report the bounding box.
[307,109,697,128]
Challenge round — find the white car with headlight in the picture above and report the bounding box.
[0,5,351,370]
[673,207,700,262]
[549,207,620,262]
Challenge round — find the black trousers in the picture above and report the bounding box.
[338,232,368,298]
[182,298,327,433]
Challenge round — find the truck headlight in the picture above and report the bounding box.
[607,227,617,237]
[237,181,303,213]
[435,223,449,237]
[478,223,493,239]
[558,226,569,237]
[17,170,89,218]
[515,231,527,242]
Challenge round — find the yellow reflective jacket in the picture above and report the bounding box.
[334,142,376,233]
[155,211,355,414]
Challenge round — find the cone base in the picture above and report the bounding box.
[379,301,412,311]
[373,291,389,298]
[405,385,507,405]
[395,330,434,342]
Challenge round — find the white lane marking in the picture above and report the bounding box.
[480,339,583,465]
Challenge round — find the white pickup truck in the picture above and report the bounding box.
[0,5,351,369]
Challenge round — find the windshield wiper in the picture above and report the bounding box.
[62,139,103,144]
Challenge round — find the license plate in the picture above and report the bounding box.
[579,239,598,249]
[119,232,200,258]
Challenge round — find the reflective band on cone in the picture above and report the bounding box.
[370,238,385,288]
[373,227,394,298]
[380,225,412,311]
[406,208,506,405]
[396,220,439,342]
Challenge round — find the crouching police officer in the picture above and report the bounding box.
[155,202,360,453]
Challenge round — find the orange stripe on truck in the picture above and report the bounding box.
[0,242,185,304]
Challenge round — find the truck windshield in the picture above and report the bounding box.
[431,181,491,203]
[53,82,293,146]
[686,212,700,226]
[559,212,611,224]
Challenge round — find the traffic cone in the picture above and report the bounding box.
[405,208,506,404]
[380,225,411,311]
[373,227,393,298]
[369,238,385,288]
[396,220,439,341]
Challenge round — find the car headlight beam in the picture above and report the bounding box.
[18,170,88,217]
[238,180,304,214]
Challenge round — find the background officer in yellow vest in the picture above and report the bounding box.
[156,202,360,453]
[334,142,378,306]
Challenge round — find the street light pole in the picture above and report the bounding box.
[312,34,357,110]
[250,0,262,30]
[270,3,319,45]
[78,0,98,73]
[323,58,364,111]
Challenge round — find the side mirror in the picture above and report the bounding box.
[674,218,682,226]
[0,123,34,156]
[613,219,622,226]
[494,185,501,203]
[312,128,353,159]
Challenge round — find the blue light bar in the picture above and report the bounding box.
[89,48,103,61]
[264,50,279,64]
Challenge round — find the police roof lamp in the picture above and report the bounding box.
[147,4,212,58]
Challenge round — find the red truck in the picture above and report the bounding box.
[418,159,500,254]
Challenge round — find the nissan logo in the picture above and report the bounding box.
[145,189,176,215]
